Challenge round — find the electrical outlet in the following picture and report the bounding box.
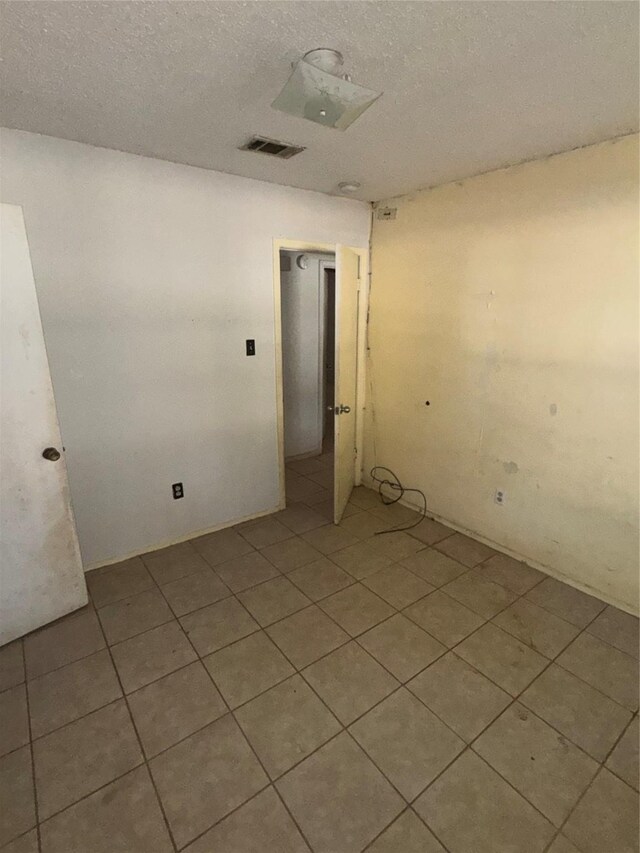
[172,482,184,500]
[494,489,505,505]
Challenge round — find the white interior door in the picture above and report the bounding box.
[1,204,87,645]
[333,245,360,523]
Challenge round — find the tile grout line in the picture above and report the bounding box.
[21,641,42,853]
[143,546,319,853]
[16,494,637,852]
[90,600,180,853]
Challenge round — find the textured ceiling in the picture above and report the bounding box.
[1,1,638,201]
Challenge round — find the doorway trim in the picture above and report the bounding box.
[273,239,368,513]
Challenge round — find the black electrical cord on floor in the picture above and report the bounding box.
[369,466,428,534]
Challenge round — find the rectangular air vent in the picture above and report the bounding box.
[240,136,305,159]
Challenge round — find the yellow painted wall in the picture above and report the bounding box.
[365,135,639,613]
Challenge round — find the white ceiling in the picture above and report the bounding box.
[1,1,638,201]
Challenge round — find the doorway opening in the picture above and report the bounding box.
[274,240,366,524]
[279,250,336,519]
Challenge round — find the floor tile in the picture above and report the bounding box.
[98,588,174,644]
[476,553,544,595]
[240,518,294,549]
[307,469,333,490]
[442,571,517,618]
[302,524,359,555]
[563,769,638,853]
[0,641,24,693]
[277,732,404,853]
[86,557,154,608]
[142,542,210,586]
[287,456,325,475]
[260,536,322,573]
[408,652,511,742]
[236,674,341,779]
[149,714,268,848]
[363,564,434,609]
[111,620,197,693]
[414,750,554,853]
[492,598,581,659]
[456,623,547,696]
[128,661,226,758]
[339,511,387,540]
[275,502,327,534]
[319,584,395,637]
[24,607,105,680]
[302,642,398,725]
[287,477,327,503]
[309,496,338,519]
[349,486,383,511]
[180,597,257,657]
[330,539,394,579]
[287,557,353,601]
[350,689,464,800]
[368,502,422,527]
[557,631,638,710]
[547,836,582,853]
[606,715,638,790]
[191,527,254,566]
[204,631,294,708]
[183,787,310,853]
[159,569,230,617]
[400,549,469,587]
[214,551,280,593]
[0,684,28,757]
[267,605,349,669]
[27,649,121,739]
[2,829,38,853]
[371,531,425,561]
[434,533,497,567]
[359,614,445,682]
[238,576,311,627]
[474,702,598,826]
[587,605,639,659]
[407,516,456,546]
[366,809,446,853]
[39,766,172,853]
[404,590,484,647]
[0,746,36,847]
[520,663,632,761]
[526,577,606,628]
[33,699,142,819]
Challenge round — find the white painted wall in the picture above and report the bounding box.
[0,130,370,568]
[365,135,639,613]
[281,251,333,459]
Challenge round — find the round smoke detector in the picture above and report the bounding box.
[338,181,361,194]
[296,254,309,270]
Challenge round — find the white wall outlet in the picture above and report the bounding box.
[494,489,505,505]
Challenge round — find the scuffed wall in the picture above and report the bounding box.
[365,135,639,613]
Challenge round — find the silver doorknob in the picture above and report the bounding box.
[42,447,61,461]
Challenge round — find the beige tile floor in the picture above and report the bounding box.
[1,453,638,852]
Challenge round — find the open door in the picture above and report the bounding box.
[333,245,360,523]
[1,204,87,645]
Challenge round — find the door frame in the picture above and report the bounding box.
[273,239,368,513]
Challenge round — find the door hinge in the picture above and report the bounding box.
[356,255,361,281]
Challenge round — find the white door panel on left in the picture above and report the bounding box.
[1,203,87,645]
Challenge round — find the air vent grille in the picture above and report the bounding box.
[240,136,305,159]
